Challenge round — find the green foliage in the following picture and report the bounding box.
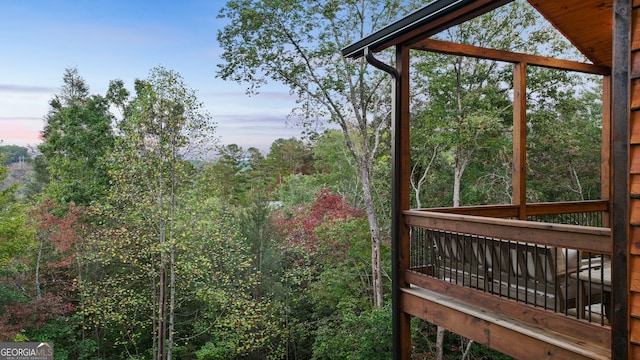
[0,162,33,268]
[266,138,313,180]
[411,319,513,360]
[39,68,115,206]
[90,67,219,358]
[312,304,392,360]
[238,190,282,298]
[271,190,391,359]
[410,1,597,208]
[23,314,99,360]
[527,76,602,202]
[311,130,359,198]
[206,144,269,205]
[217,0,422,308]
[21,155,51,201]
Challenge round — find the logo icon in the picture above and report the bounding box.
[0,342,54,360]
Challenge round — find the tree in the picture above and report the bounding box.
[83,195,283,359]
[526,79,602,202]
[272,189,380,358]
[207,143,268,205]
[105,67,215,359]
[39,68,115,206]
[218,0,420,308]
[266,137,313,183]
[0,200,85,351]
[238,190,280,298]
[312,130,359,199]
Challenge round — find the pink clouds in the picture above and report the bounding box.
[0,118,44,146]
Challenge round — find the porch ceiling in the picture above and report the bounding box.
[527,0,612,67]
[342,0,613,67]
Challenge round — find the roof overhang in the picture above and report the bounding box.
[341,0,513,58]
[342,0,613,68]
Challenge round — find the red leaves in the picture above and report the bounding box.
[0,294,73,341]
[30,200,87,292]
[0,200,87,340]
[273,189,364,253]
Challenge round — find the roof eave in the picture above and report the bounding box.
[341,0,513,59]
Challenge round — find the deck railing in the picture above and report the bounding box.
[405,201,612,328]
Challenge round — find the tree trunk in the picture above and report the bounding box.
[360,163,383,307]
[168,247,175,360]
[157,266,167,360]
[453,157,462,208]
[462,338,474,360]
[436,326,445,360]
[35,234,44,299]
[157,211,167,360]
[453,148,472,208]
[411,146,439,208]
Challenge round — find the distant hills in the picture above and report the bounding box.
[1,161,32,192]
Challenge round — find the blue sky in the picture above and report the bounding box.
[0,0,303,152]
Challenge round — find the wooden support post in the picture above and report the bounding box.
[392,45,412,360]
[513,62,527,220]
[611,0,630,358]
[602,75,612,227]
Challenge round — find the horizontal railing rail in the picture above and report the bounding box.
[413,200,609,221]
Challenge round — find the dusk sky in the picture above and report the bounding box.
[0,0,304,152]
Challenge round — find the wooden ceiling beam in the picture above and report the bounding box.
[411,38,611,75]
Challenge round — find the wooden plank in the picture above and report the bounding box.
[423,201,608,217]
[634,8,640,51]
[611,1,631,357]
[632,227,640,255]
[401,286,611,359]
[405,271,612,349]
[632,79,640,110]
[631,174,640,196]
[630,291,640,318]
[424,204,519,218]
[411,38,610,75]
[393,44,412,360]
[631,199,640,225]
[630,255,640,293]
[632,145,640,175]
[526,0,612,68]
[631,111,640,145]
[631,317,640,345]
[404,210,612,253]
[525,201,609,216]
[633,51,640,80]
